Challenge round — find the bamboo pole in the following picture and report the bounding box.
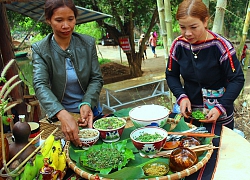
[156,0,168,60]
[237,0,250,60]
[212,0,227,35]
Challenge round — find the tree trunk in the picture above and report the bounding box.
[212,0,227,35]
[157,0,168,60]
[127,52,143,77]
[0,3,27,117]
[164,0,174,58]
[237,0,250,60]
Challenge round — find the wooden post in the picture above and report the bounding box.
[0,3,27,118]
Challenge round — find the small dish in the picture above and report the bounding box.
[79,128,99,149]
[143,162,169,176]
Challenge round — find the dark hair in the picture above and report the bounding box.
[176,0,209,22]
[45,0,78,20]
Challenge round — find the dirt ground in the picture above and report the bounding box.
[97,45,250,142]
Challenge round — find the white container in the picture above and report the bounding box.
[129,104,170,128]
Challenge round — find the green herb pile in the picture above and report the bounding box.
[135,132,164,142]
[94,117,125,130]
[191,110,206,119]
[79,140,135,174]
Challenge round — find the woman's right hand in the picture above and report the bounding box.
[179,98,192,118]
[56,110,81,147]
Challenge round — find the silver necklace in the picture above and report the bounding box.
[191,31,208,59]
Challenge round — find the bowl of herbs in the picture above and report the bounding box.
[93,116,126,143]
[130,126,168,157]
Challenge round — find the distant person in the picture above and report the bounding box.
[138,34,147,60]
[31,0,103,147]
[149,32,157,57]
[241,44,249,68]
[166,0,244,129]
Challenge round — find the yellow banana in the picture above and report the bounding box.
[40,134,55,157]
[22,159,38,180]
[57,151,67,172]
[49,146,59,170]
[53,137,62,154]
[33,151,45,176]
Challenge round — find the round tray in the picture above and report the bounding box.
[64,118,213,180]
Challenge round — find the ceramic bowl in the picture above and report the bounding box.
[79,128,100,149]
[130,127,168,157]
[169,147,198,172]
[93,117,126,143]
[143,162,169,176]
[129,104,170,128]
[28,122,40,146]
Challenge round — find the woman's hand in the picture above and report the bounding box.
[199,107,220,123]
[78,105,93,128]
[56,110,81,147]
[179,98,192,118]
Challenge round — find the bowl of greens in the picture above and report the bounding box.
[130,127,168,157]
[93,116,126,142]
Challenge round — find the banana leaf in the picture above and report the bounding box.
[68,117,215,179]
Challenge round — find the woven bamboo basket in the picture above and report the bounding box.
[64,118,214,180]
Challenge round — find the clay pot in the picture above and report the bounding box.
[180,137,204,156]
[169,147,198,172]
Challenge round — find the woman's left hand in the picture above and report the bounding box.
[78,105,93,128]
[200,107,220,123]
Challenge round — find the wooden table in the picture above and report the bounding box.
[213,126,250,180]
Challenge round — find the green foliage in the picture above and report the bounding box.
[98,58,111,65]
[30,34,45,44]
[75,21,103,41]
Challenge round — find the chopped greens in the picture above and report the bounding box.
[79,140,135,174]
[135,132,164,142]
[191,110,206,119]
[94,117,125,130]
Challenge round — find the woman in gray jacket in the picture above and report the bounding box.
[32,0,103,146]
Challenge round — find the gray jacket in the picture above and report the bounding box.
[32,32,103,118]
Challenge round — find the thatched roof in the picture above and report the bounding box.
[1,0,112,24]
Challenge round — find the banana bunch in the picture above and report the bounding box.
[47,137,67,179]
[41,134,55,157]
[15,159,37,180]
[15,135,67,180]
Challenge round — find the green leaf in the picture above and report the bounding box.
[171,116,190,132]
[113,108,133,117]
[99,167,144,179]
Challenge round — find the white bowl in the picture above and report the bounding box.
[79,128,100,149]
[130,127,168,157]
[129,105,170,128]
